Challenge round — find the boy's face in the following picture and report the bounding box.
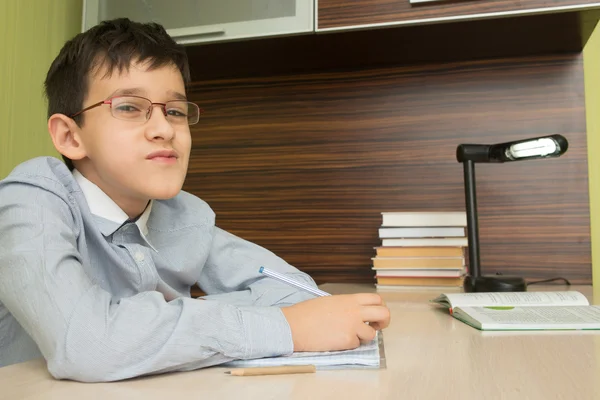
[73,61,192,215]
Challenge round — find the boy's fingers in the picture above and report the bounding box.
[354,293,384,306]
[369,322,382,331]
[356,322,377,343]
[360,305,391,325]
[369,316,390,331]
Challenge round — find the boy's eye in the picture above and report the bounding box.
[114,104,143,113]
[166,108,188,118]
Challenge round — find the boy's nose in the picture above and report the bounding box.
[145,105,175,141]
[146,103,169,119]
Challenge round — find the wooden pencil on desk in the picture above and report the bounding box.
[226,365,317,376]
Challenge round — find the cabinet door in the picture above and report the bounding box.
[83,0,313,44]
[317,0,600,31]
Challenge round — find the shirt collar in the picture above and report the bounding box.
[72,169,155,248]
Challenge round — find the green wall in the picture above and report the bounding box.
[0,0,82,178]
[584,21,600,298]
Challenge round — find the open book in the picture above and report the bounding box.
[222,331,384,370]
[431,291,600,331]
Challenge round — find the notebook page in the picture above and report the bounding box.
[222,331,382,370]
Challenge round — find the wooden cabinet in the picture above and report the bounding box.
[317,0,600,31]
[82,0,600,42]
[82,0,313,45]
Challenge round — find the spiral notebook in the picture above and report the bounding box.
[222,331,386,370]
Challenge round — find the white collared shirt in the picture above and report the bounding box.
[72,169,156,250]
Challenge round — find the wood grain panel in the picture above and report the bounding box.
[187,12,584,82]
[185,54,591,286]
[317,0,600,30]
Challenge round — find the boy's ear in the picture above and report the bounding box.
[48,114,87,162]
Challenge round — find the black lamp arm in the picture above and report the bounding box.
[462,159,481,279]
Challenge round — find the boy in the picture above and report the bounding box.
[0,18,390,382]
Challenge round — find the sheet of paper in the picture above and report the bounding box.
[222,331,382,370]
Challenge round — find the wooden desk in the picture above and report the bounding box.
[2,284,599,400]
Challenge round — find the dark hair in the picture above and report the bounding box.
[44,18,191,170]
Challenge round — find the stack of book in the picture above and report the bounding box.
[374,211,468,289]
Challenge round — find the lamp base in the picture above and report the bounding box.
[463,275,527,292]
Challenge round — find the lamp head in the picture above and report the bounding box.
[457,134,568,163]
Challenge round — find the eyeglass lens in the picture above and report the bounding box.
[111,96,200,125]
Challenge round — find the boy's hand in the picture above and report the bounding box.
[281,293,391,352]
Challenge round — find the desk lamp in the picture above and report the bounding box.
[456,134,569,292]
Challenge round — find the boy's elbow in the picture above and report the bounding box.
[46,353,123,382]
[47,359,105,382]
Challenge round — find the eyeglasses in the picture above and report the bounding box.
[70,95,203,125]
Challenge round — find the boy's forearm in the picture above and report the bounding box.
[2,264,294,382]
[47,293,294,382]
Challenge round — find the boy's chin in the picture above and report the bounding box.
[152,192,181,200]
[147,185,183,200]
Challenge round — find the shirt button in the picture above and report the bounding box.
[134,252,145,262]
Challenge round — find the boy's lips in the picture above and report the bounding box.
[146,149,178,160]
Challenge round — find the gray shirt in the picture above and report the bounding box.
[0,157,317,381]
